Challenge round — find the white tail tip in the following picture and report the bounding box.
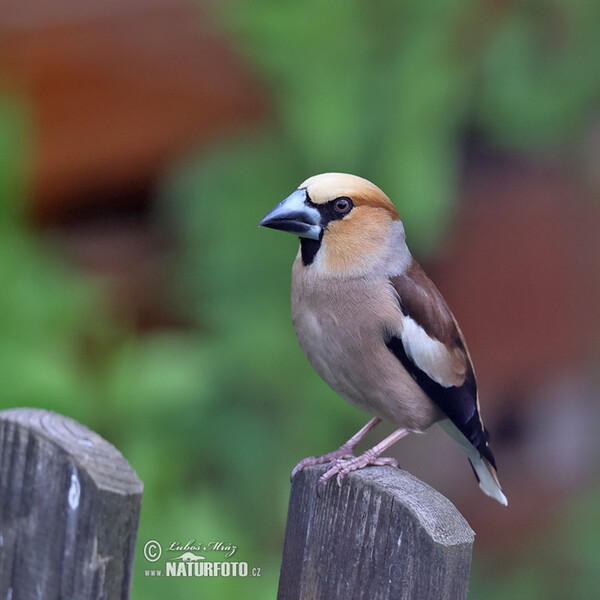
[470,456,508,506]
[438,418,508,506]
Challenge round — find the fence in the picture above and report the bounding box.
[0,409,473,599]
[0,408,143,599]
[278,465,474,600]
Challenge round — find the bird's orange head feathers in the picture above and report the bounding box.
[260,173,408,278]
[298,173,403,277]
[300,173,400,218]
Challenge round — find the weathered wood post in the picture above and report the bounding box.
[278,465,474,600]
[0,408,143,600]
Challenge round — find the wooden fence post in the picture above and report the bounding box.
[278,465,474,600]
[0,408,143,600]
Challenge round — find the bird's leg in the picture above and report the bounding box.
[318,427,410,490]
[291,417,382,480]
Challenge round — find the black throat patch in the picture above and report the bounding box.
[300,237,322,266]
[299,194,353,266]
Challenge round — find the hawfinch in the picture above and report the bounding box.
[259,173,507,505]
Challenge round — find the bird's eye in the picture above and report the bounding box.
[333,197,352,214]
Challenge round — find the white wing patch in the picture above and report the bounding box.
[399,316,466,388]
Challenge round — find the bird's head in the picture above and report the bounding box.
[259,173,408,278]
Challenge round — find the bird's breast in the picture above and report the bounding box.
[290,260,441,430]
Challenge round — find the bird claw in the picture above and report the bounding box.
[291,457,314,480]
[291,447,355,480]
[317,454,399,491]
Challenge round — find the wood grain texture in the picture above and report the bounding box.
[0,408,143,600]
[278,466,474,600]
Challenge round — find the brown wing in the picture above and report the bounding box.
[387,260,496,467]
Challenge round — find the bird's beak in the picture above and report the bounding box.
[259,189,322,240]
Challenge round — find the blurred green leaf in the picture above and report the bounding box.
[0,96,29,224]
[477,0,600,150]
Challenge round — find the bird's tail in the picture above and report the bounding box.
[438,419,508,506]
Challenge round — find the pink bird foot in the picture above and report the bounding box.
[316,426,410,492]
[291,447,355,480]
[318,453,399,491]
[290,417,383,481]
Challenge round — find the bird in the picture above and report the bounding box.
[259,173,507,505]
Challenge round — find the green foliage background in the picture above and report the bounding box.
[1,1,599,598]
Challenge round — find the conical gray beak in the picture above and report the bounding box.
[259,189,322,240]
